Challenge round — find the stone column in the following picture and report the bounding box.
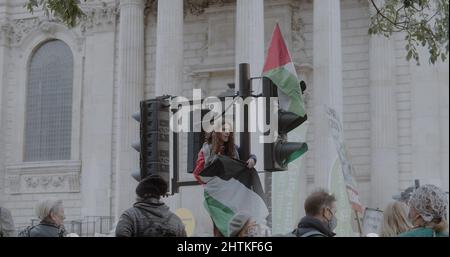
[410,47,445,188]
[312,0,344,189]
[0,20,10,199]
[155,0,184,96]
[153,0,184,212]
[438,61,449,193]
[235,0,266,221]
[116,0,145,218]
[368,4,399,209]
[80,5,117,217]
[0,23,9,123]
[235,0,265,82]
[0,24,7,124]
[235,0,264,167]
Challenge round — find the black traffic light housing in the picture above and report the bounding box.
[132,96,171,186]
[263,78,308,171]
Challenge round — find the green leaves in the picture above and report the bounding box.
[369,0,449,65]
[25,0,87,28]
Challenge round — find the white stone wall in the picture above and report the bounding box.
[0,26,84,228]
[302,0,372,205]
[0,1,116,229]
[394,32,414,191]
[341,0,371,205]
[110,14,121,223]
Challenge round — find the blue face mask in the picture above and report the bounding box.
[326,208,337,231]
[328,215,337,231]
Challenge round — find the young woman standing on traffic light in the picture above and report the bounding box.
[192,120,257,236]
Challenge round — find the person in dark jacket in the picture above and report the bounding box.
[115,174,186,237]
[19,198,67,237]
[293,189,337,237]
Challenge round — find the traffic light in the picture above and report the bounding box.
[263,78,308,171]
[132,96,171,187]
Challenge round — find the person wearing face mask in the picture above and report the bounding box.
[398,184,448,237]
[292,189,337,237]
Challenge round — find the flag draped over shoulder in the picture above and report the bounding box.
[263,23,306,118]
[198,155,268,237]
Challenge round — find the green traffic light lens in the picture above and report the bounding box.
[285,143,308,164]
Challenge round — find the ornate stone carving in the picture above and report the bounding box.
[5,161,81,194]
[52,176,65,188]
[7,17,41,45]
[22,174,78,193]
[144,0,157,16]
[7,176,20,194]
[2,3,117,46]
[7,173,80,194]
[0,22,13,45]
[3,17,83,50]
[185,0,234,16]
[25,177,39,189]
[79,2,118,33]
[291,6,307,56]
[23,175,66,189]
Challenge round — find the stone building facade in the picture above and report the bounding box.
[0,0,448,235]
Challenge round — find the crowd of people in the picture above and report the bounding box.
[0,120,448,237]
[1,182,448,237]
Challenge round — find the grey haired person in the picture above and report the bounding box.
[19,198,67,237]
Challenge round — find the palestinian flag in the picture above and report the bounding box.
[198,155,268,237]
[262,23,306,118]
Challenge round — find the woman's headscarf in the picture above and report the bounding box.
[408,184,448,222]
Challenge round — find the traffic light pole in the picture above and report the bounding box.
[239,63,251,161]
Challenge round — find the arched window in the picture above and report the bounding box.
[24,40,73,161]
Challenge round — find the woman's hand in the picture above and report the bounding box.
[246,158,256,169]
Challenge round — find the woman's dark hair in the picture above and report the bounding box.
[206,120,235,158]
